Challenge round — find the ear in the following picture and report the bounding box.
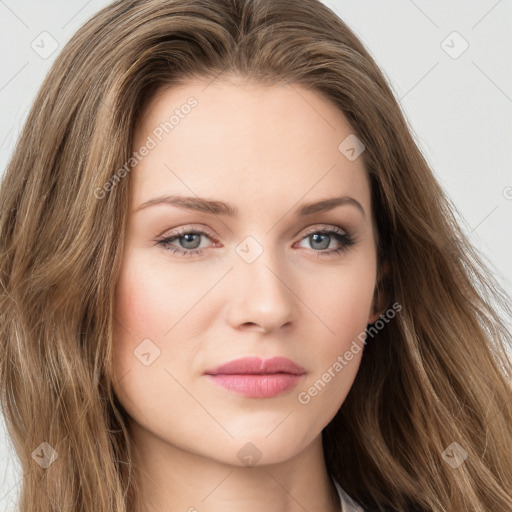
[367,259,391,325]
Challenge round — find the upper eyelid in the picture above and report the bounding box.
[301,224,348,236]
[160,225,217,241]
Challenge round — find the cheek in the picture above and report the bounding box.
[113,250,175,338]
[114,248,221,338]
[112,254,162,383]
[113,280,157,356]
[115,285,152,334]
[331,282,374,341]
[314,258,376,351]
[111,250,214,384]
[297,268,374,430]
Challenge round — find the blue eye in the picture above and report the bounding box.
[298,227,355,255]
[156,228,213,257]
[155,226,355,258]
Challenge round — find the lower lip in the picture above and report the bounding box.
[206,373,305,398]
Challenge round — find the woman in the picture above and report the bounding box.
[0,1,511,511]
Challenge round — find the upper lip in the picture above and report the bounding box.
[204,356,306,375]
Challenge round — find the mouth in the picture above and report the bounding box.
[205,373,305,398]
[204,356,306,398]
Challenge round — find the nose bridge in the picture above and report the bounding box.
[227,233,296,331]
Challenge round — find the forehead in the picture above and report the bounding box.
[130,79,371,214]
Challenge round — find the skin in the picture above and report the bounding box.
[112,76,384,512]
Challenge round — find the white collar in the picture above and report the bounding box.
[333,478,366,512]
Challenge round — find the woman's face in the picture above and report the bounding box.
[112,78,380,467]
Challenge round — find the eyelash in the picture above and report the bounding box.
[154,225,355,258]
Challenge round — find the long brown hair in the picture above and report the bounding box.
[1,1,511,511]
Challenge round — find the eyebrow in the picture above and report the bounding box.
[135,194,365,218]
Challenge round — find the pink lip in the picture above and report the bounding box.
[204,356,306,398]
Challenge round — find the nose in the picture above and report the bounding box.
[225,242,297,334]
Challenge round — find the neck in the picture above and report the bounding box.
[129,421,341,512]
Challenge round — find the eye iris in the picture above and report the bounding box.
[180,233,201,250]
[310,233,330,250]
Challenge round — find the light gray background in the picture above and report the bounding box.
[1,1,511,508]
